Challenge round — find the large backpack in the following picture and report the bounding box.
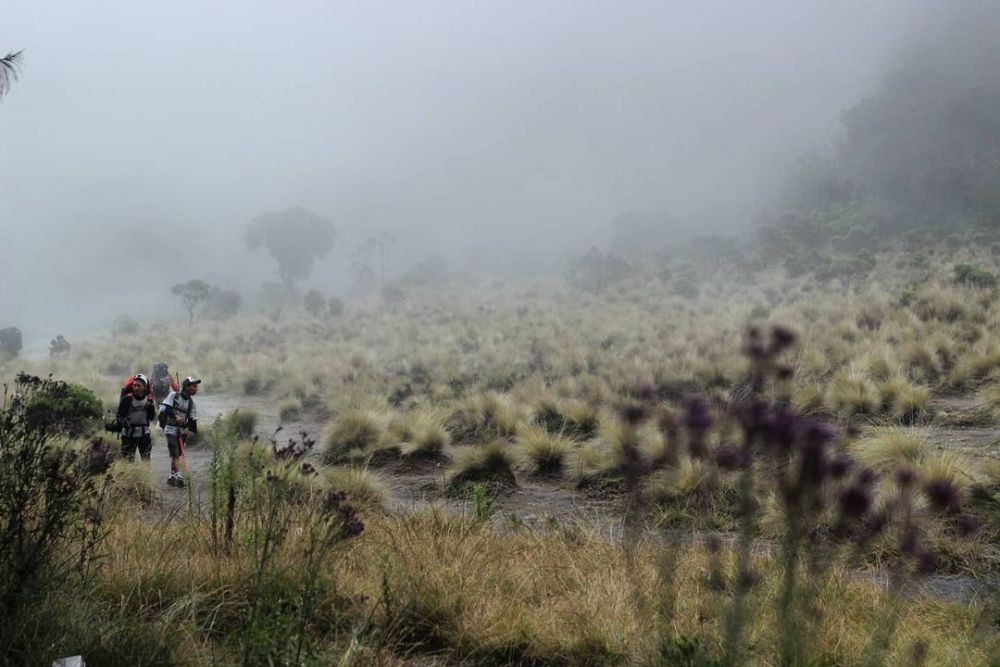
[151,363,178,400]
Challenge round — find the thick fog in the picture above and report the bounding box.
[0,0,945,342]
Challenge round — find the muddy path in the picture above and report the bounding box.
[150,390,620,532]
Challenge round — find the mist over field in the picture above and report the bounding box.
[0,0,943,341]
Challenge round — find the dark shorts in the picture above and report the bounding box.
[121,434,152,461]
[166,434,184,458]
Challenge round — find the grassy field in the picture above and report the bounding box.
[3,250,1000,665]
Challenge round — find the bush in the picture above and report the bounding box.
[0,327,22,358]
[303,289,326,317]
[20,375,103,437]
[953,263,997,288]
[0,375,105,658]
[203,287,242,320]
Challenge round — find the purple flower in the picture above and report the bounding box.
[838,485,872,519]
[620,402,648,425]
[713,442,751,471]
[771,325,797,351]
[684,399,712,431]
[828,453,853,479]
[924,478,960,512]
[895,468,916,489]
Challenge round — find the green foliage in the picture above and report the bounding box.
[0,375,105,662]
[953,263,997,288]
[22,379,102,437]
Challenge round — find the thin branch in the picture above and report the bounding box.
[0,50,25,100]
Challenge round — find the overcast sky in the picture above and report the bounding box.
[1,0,929,339]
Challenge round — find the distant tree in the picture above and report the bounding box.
[49,335,71,359]
[0,327,22,358]
[688,235,743,270]
[328,297,345,317]
[245,207,336,289]
[350,232,395,292]
[203,287,242,320]
[303,289,326,317]
[171,279,212,324]
[0,50,24,101]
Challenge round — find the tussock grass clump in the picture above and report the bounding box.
[516,424,572,476]
[826,368,878,418]
[107,460,156,505]
[324,409,388,463]
[853,427,929,471]
[447,393,525,444]
[447,441,517,493]
[534,396,599,440]
[323,466,388,510]
[877,378,929,423]
[403,412,451,461]
[222,408,258,440]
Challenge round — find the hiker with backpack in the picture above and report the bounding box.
[150,362,179,402]
[115,373,156,462]
[158,376,200,487]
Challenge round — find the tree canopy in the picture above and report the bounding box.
[245,207,337,287]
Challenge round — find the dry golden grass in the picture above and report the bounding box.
[86,510,997,665]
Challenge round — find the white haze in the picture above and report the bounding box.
[1,1,929,342]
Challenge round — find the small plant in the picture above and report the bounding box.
[470,483,494,520]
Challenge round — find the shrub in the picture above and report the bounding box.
[203,287,242,320]
[0,327,22,358]
[0,375,105,657]
[20,376,103,437]
[953,263,997,288]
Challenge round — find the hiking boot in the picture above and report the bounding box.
[172,473,186,488]
[166,474,177,487]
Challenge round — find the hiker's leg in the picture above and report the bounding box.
[138,434,152,462]
[121,437,137,462]
[167,435,181,474]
